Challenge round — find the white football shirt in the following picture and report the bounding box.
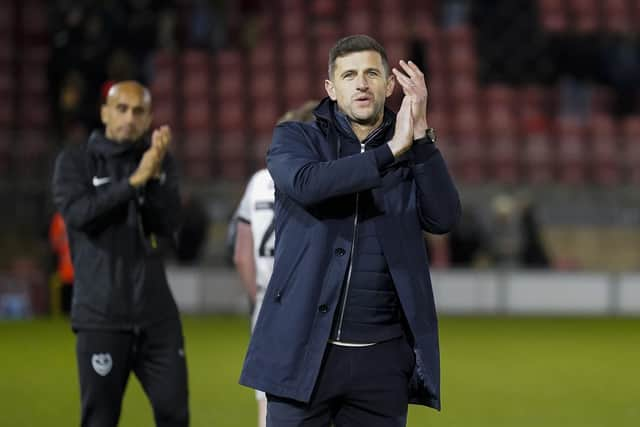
[235,169,276,289]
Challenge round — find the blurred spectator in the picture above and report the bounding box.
[485,194,550,269]
[600,33,640,117]
[185,0,227,50]
[441,0,470,28]
[175,193,210,264]
[520,201,550,268]
[48,211,74,314]
[447,204,487,267]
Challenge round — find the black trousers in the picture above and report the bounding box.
[75,317,189,427]
[267,336,415,427]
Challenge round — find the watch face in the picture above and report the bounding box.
[427,128,437,143]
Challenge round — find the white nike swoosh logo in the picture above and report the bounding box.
[92,176,111,186]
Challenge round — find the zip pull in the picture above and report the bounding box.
[360,142,365,153]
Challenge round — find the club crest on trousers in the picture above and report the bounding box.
[91,353,112,376]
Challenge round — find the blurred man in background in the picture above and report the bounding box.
[52,81,189,427]
[48,211,74,315]
[232,100,318,427]
[240,35,460,426]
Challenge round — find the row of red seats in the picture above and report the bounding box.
[539,0,640,33]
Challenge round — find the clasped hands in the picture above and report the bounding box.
[129,126,171,188]
[388,60,429,158]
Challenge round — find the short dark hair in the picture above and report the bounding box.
[328,34,390,79]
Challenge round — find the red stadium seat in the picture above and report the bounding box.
[451,138,486,185]
[250,41,277,72]
[379,0,407,15]
[557,135,588,185]
[19,67,47,96]
[183,99,212,132]
[220,157,248,181]
[151,103,177,129]
[568,0,599,33]
[538,0,568,32]
[216,71,244,101]
[215,50,243,72]
[218,131,247,158]
[0,131,10,176]
[380,13,408,43]
[217,102,245,132]
[182,50,210,72]
[426,73,453,110]
[383,40,409,69]
[182,69,211,100]
[310,0,337,18]
[589,85,613,114]
[520,85,549,113]
[182,132,213,160]
[587,113,619,184]
[621,115,640,183]
[283,72,312,109]
[280,10,306,38]
[14,130,49,170]
[152,51,178,71]
[280,0,305,12]
[346,0,371,11]
[151,67,177,99]
[443,25,474,47]
[18,96,49,129]
[485,107,518,139]
[411,11,438,41]
[483,84,515,111]
[183,159,214,180]
[252,103,281,136]
[219,132,248,180]
[522,133,554,184]
[21,1,48,38]
[447,43,476,74]
[0,102,13,127]
[0,34,14,63]
[312,20,341,43]
[488,136,519,184]
[453,105,482,138]
[251,135,272,169]
[345,11,376,37]
[250,71,278,103]
[0,2,14,34]
[603,0,631,33]
[450,75,479,111]
[282,39,310,70]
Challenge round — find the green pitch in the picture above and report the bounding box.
[1,315,638,426]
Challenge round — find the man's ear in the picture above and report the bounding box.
[385,74,396,98]
[100,105,108,125]
[325,79,337,101]
[144,112,152,130]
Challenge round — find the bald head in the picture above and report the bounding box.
[101,80,152,143]
[106,81,152,107]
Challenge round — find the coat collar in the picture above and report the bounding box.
[313,97,395,147]
[88,130,150,157]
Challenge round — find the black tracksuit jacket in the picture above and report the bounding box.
[52,131,182,331]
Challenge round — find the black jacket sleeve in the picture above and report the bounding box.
[52,146,136,233]
[411,142,461,234]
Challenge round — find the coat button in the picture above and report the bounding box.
[334,248,346,257]
[318,304,329,313]
[275,290,282,302]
